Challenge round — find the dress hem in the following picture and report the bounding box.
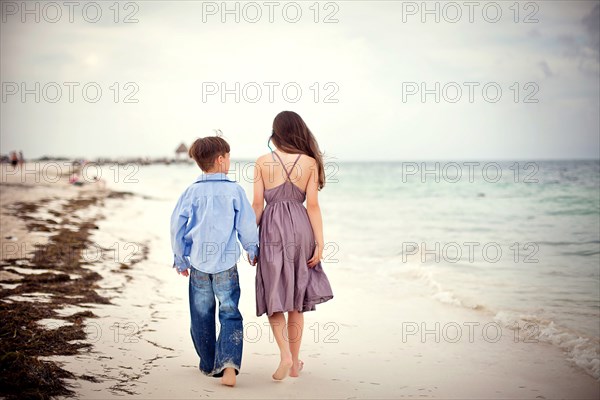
[256,295,334,317]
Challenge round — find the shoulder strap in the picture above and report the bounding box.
[289,154,302,175]
[272,152,302,181]
[272,151,290,180]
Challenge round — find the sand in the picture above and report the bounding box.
[1,162,599,399]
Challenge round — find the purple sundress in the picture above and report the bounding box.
[255,152,334,317]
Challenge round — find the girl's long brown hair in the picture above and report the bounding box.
[270,111,325,190]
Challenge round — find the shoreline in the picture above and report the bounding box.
[1,163,599,399]
[397,253,600,382]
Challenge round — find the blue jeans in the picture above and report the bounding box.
[189,264,243,377]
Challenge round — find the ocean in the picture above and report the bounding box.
[97,158,600,379]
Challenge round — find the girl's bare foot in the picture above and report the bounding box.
[272,355,293,380]
[221,368,236,387]
[289,360,304,377]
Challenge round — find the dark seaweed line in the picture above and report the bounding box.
[0,190,134,400]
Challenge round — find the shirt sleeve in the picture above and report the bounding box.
[170,189,192,272]
[234,187,259,261]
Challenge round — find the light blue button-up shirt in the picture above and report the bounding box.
[170,172,259,274]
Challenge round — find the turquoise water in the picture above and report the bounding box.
[327,160,599,328]
[100,159,600,378]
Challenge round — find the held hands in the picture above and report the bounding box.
[173,263,189,277]
[307,243,323,268]
[178,269,189,277]
[248,254,258,266]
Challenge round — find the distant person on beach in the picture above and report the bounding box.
[252,111,334,380]
[170,136,259,387]
[18,151,24,167]
[9,151,18,168]
[69,173,84,186]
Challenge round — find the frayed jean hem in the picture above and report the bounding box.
[211,362,240,378]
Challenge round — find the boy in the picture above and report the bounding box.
[170,136,258,387]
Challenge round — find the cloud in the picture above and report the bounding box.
[1,1,598,160]
[527,28,541,38]
[554,3,600,75]
[582,4,600,56]
[538,60,554,78]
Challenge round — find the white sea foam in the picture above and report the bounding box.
[403,265,600,380]
[408,266,485,310]
[494,311,600,380]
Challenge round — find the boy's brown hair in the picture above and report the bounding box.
[188,136,230,172]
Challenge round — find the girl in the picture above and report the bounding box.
[252,111,334,380]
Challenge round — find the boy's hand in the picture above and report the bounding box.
[173,262,189,276]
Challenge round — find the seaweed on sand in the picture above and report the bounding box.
[0,191,132,399]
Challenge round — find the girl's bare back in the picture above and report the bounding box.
[258,151,317,193]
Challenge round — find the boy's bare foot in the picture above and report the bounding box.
[289,360,304,377]
[272,355,293,381]
[221,368,236,387]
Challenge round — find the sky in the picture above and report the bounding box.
[1,0,599,161]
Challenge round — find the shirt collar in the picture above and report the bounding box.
[194,172,233,183]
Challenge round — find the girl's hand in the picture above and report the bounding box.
[307,244,323,268]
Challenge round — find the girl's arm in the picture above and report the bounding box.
[252,160,265,226]
[306,162,324,267]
